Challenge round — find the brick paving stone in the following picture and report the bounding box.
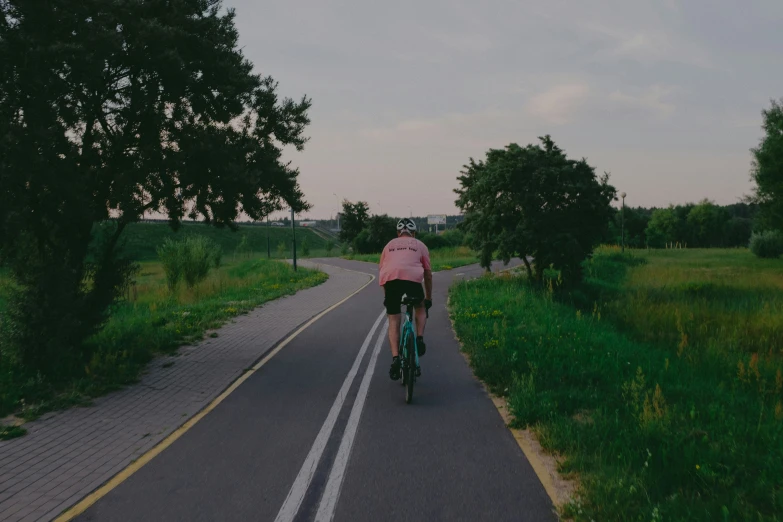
[0,262,370,521]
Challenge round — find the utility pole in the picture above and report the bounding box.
[266,214,270,258]
[621,192,627,253]
[291,207,297,271]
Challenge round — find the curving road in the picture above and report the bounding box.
[75,258,557,522]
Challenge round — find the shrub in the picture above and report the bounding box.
[325,240,334,255]
[157,236,222,291]
[352,229,372,254]
[181,236,217,288]
[301,237,310,256]
[157,238,186,292]
[419,232,449,250]
[277,241,287,257]
[749,230,783,258]
[441,229,465,247]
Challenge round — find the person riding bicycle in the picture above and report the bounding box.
[378,217,432,381]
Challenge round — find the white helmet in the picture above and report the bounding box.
[396,218,416,234]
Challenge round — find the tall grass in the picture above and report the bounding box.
[0,257,327,420]
[449,248,783,521]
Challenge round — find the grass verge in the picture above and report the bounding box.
[0,257,327,421]
[344,246,479,271]
[449,247,783,521]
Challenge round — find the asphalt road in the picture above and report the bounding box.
[76,258,557,522]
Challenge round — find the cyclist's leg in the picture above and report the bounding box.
[401,281,427,356]
[387,313,401,357]
[383,280,404,380]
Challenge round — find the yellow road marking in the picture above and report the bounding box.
[55,268,375,521]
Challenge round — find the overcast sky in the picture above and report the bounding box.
[227,0,783,220]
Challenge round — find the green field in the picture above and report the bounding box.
[344,246,480,272]
[122,221,333,261]
[0,256,327,421]
[449,247,783,521]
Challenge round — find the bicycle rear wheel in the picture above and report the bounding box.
[404,327,415,403]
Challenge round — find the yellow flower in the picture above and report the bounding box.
[695,464,700,470]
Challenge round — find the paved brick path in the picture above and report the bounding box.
[0,261,371,522]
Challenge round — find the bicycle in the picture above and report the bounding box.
[398,294,425,404]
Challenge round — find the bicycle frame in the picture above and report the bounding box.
[399,300,420,369]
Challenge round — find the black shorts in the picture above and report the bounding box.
[382,279,424,315]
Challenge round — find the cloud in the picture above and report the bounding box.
[607,85,677,119]
[526,83,591,125]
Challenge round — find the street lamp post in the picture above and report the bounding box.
[266,214,270,258]
[620,192,627,253]
[291,207,297,271]
[333,193,340,231]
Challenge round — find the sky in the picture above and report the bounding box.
[225,0,783,221]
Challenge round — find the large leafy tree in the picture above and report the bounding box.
[454,136,616,284]
[0,0,311,377]
[338,200,369,245]
[748,98,783,231]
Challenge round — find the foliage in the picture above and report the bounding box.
[325,240,334,255]
[120,222,324,261]
[353,214,397,254]
[686,199,731,247]
[277,241,287,257]
[450,247,783,521]
[454,135,616,284]
[301,237,310,256]
[645,207,680,247]
[157,236,222,291]
[748,98,783,231]
[0,0,311,380]
[749,230,783,259]
[338,200,370,244]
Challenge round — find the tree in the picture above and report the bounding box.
[454,136,616,284]
[338,200,369,244]
[645,207,680,247]
[748,98,783,231]
[0,1,311,378]
[686,199,730,247]
[353,214,396,254]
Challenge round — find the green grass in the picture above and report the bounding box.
[0,425,27,440]
[449,247,783,521]
[0,256,327,420]
[122,221,332,261]
[344,246,479,271]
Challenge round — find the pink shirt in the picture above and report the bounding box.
[378,237,431,286]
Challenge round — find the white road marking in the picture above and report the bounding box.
[314,321,389,522]
[273,310,386,522]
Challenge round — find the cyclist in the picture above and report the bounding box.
[378,217,432,380]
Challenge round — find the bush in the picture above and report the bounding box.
[157,238,186,292]
[277,241,287,257]
[352,229,373,254]
[157,236,222,291]
[441,229,465,247]
[419,232,449,250]
[301,237,310,256]
[749,230,783,258]
[182,236,218,288]
[325,240,334,255]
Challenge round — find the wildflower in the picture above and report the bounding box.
[695,464,700,470]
